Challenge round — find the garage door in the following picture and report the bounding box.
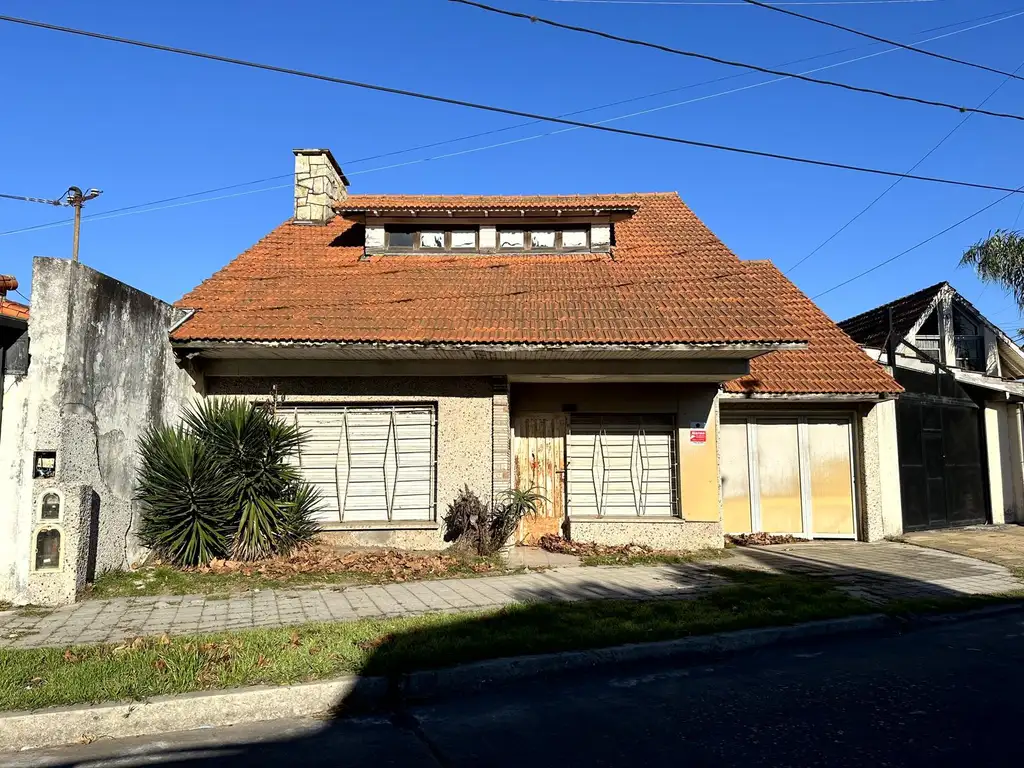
[567,415,677,517]
[283,405,436,523]
[720,416,856,538]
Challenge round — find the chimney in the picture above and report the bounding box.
[293,148,349,225]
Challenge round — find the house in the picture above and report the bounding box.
[0,275,30,464]
[839,282,1024,532]
[168,148,903,550]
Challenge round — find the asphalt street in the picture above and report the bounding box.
[7,610,1024,767]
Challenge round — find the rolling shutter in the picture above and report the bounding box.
[567,415,676,517]
[284,405,436,523]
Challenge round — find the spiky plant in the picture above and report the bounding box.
[962,229,1024,335]
[183,399,321,561]
[135,425,234,566]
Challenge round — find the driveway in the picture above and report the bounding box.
[902,524,1024,571]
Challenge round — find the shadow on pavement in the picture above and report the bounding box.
[19,543,1020,767]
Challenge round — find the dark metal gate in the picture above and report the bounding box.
[897,395,987,531]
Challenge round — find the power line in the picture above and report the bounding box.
[547,0,943,5]
[452,0,1024,124]
[812,185,1024,299]
[1,7,1022,246]
[4,6,1007,239]
[4,14,1024,199]
[786,57,1024,274]
[0,192,62,206]
[741,0,1024,83]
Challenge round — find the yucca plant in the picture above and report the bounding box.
[136,400,321,566]
[184,400,320,561]
[135,425,234,566]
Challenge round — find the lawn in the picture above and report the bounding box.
[1,569,871,712]
[580,548,728,567]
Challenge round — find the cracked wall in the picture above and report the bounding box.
[0,258,200,605]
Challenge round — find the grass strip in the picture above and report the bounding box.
[2,570,868,712]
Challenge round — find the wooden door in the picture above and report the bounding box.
[513,415,566,544]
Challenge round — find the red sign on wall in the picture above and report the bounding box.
[690,429,707,444]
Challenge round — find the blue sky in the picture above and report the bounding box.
[2,0,1024,333]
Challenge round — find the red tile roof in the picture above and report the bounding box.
[726,262,900,395]
[174,192,899,394]
[0,298,29,322]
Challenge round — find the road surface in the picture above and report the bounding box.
[7,610,1024,767]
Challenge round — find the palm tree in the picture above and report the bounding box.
[961,230,1024,326]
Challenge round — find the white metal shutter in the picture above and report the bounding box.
[567,415,676,517]
[285,405,435,523]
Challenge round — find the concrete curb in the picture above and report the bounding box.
[3,605,1021,752]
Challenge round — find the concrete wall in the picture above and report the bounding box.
[0,258,199,605]
[510,382,724,550]
[859,398,903,540]
[206,375,494,549]
[984,402,1024,525]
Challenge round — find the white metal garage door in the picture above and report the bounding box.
[283,405,436,524]
[567,415,677,517]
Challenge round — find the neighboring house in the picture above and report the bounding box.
[839,282,1024,531]
[169,148,903,550]
[0,274,30,452]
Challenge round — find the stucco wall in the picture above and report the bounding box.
[205,375,494,549]
[0,258,200,605]
[0,371,31,601]
[985,402,1024,525]
[859,398,903,541]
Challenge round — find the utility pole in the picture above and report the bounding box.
[0,185,102,261]
[65,187,102,262]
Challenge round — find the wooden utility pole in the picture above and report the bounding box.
[65,187,102,262]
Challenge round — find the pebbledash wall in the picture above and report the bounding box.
[0,258,199,606]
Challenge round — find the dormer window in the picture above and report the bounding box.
[368,221,611,254]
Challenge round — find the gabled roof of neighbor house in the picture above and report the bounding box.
[173,192,899,395]
[0,298,29,322]
[838,280,1024,380]
[837,281,947,349]
[0,275,28,323]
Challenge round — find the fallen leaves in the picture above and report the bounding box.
[727,533,806,547]
[538,534,653,559]
[189,544,499,583]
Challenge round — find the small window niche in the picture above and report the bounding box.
[561,229,588,250]
[499,230,524,249]
[40,491,61,521]
[451,230,477,249]
[419,231,444,249]
[531,230,555,250]
[34,527,62,570]
[33,451,56,479]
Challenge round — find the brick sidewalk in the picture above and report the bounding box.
[1,541,1019,649]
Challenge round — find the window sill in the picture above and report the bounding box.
[569,516,688,524]
[319,521,439,531]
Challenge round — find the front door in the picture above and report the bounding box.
[512,415,566,544]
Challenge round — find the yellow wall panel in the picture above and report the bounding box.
[755,421,803,534]
[807,420,855,535]
[720,422,752,533]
